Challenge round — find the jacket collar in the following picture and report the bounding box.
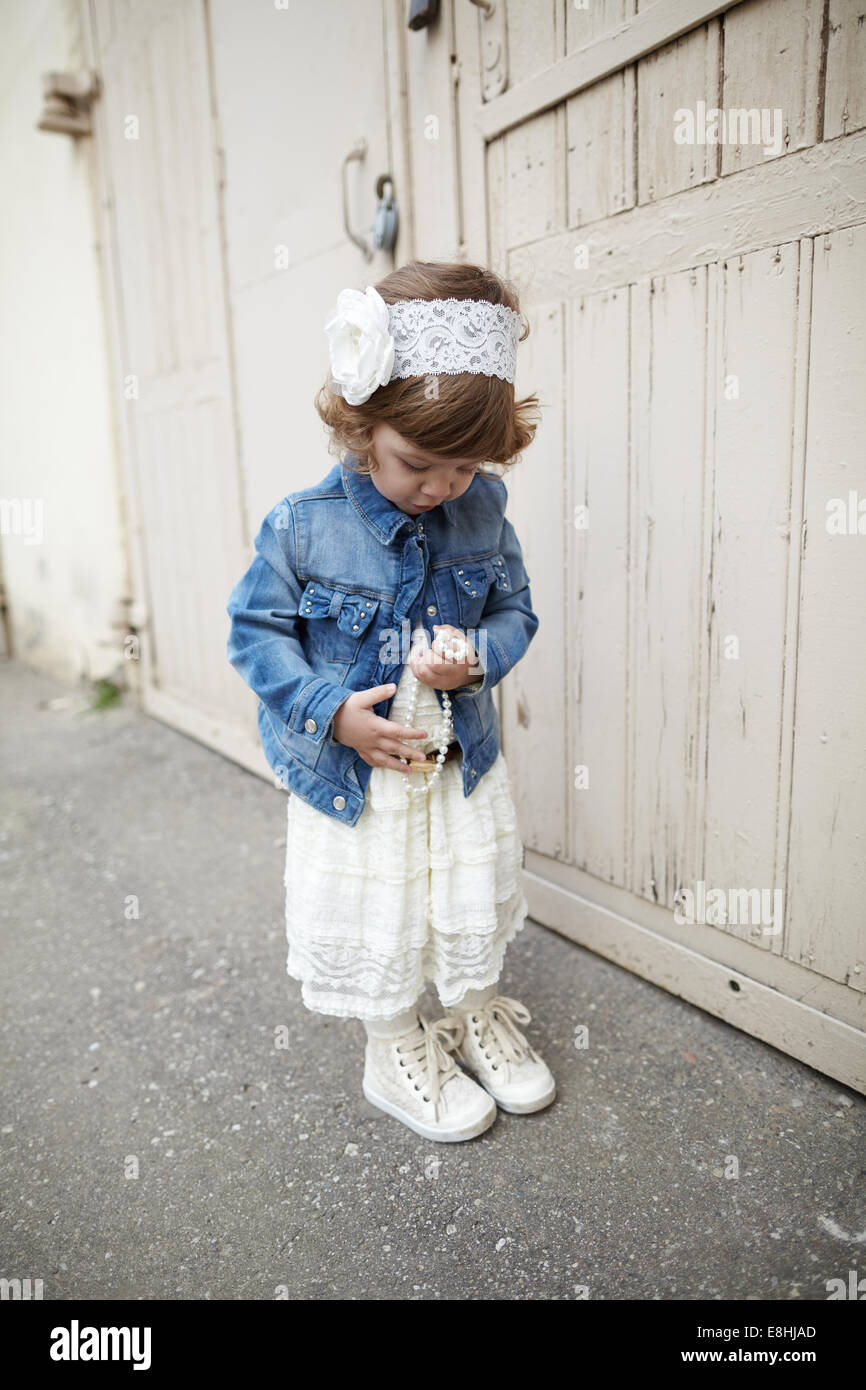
[341,458,459,544]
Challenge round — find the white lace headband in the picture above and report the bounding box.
[324,284,522,405]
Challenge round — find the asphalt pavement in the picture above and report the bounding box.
[1,658,863,1300]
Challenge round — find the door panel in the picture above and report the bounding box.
[90,0,250,748]
[786,224,866,990]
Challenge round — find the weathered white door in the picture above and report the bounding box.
[86,0,414,777]
[448,0,866,1092]
[86,0,253,762]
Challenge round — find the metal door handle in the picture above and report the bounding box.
[342,139,372,261]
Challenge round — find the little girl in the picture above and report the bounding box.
[226,260,556,1142]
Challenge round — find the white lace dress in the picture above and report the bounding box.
[283,625,528,1021]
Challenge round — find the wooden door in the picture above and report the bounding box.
[86,0,252,763]
[450,0,866,1091]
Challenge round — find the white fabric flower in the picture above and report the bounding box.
[324,285,395,405]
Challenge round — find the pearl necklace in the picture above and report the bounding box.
[399,630,467,798]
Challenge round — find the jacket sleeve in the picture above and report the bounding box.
[225,499,356,747]
[453,511,539,703]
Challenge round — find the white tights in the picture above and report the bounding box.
[362,982,498,1040]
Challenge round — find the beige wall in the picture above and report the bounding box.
[0,0,128,684]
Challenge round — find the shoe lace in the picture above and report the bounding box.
[470,995,534,1069]
[396,1015,466,1119]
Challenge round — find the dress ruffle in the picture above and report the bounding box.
[283,629,527,1020]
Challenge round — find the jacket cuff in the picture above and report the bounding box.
[290,678,355,743]
[452,629,504,698]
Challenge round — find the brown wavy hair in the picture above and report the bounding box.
[314,261,540,476]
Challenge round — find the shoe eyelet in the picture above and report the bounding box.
[414,1083,421,1091]
[399,1059,406,1067]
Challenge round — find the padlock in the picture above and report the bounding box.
[371,175,398,252]
[408,0,441,30]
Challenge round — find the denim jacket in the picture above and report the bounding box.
[225,457,538,825]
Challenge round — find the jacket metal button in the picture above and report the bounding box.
[332,795,346,810]
[304,718,317,733]
[426,604,436,615]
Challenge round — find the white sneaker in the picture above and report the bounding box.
[454,995,556,1114]
[362,1013,497,1143]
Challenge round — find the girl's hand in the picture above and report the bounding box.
[331,683,430,775]
[411,625,481,691]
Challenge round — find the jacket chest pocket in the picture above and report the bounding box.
[450,553,510,627]
[298,581,380,663]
